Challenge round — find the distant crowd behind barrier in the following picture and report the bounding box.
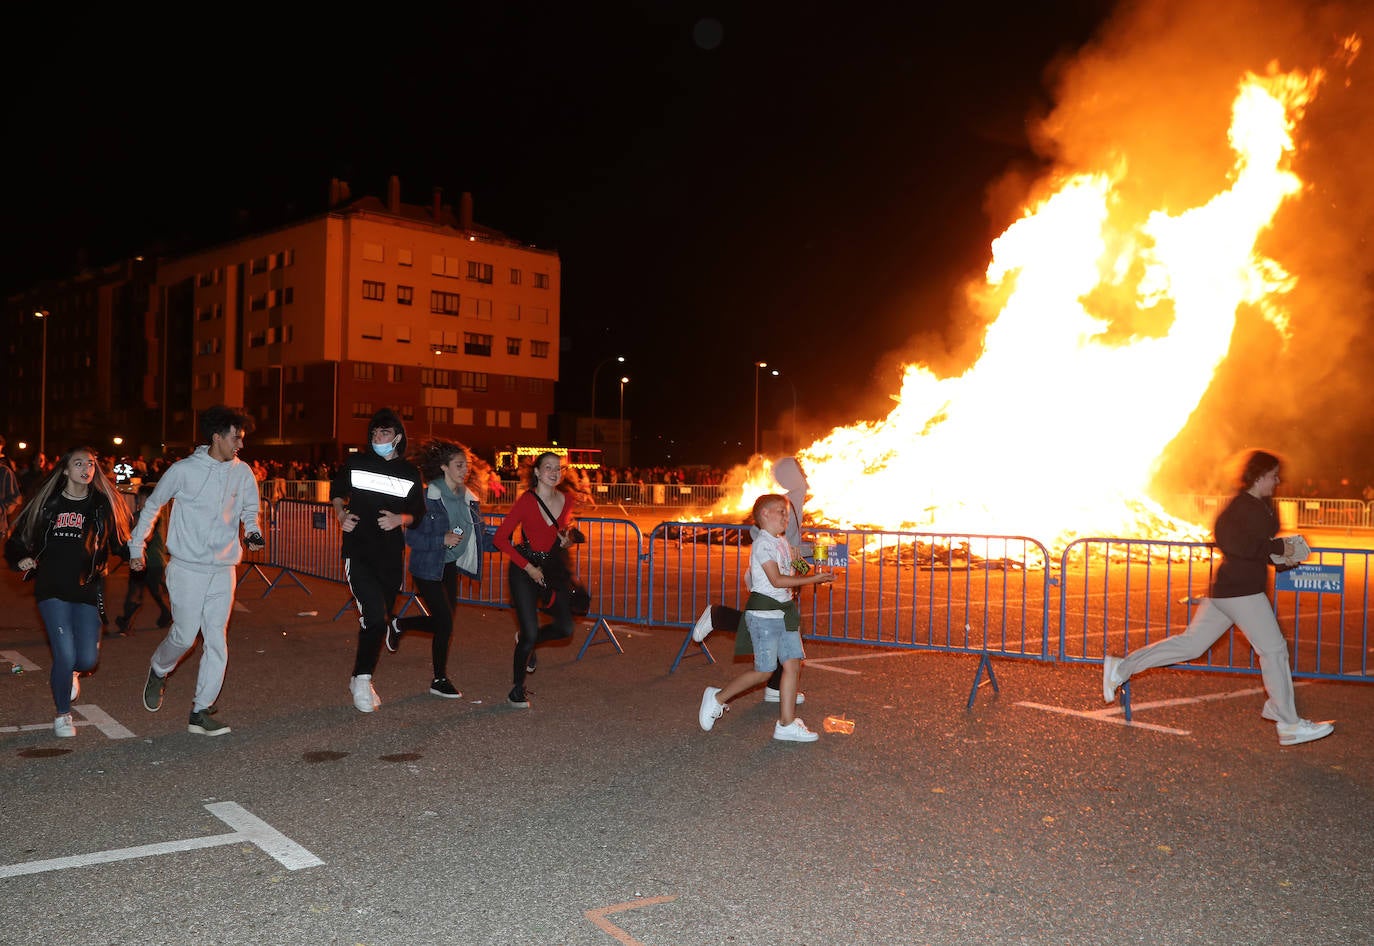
[246,500,1373,696]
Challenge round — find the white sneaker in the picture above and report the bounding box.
[1102,656,1124,703]
[1276,718,1334,746]
[71,672,80,702]
[350,674,380,713]
[763,687,804,704]
[773,718,819,742]
[691,607,713,643]
[54,714,76,738]
[697,686,724,731]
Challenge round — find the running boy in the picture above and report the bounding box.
[696,493,833,742]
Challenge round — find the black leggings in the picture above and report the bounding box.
[508,562,574,687]
[397,562,457,679]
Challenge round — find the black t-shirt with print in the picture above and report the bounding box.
[36,493,99,605]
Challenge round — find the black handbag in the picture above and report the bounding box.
[531,492,591,616]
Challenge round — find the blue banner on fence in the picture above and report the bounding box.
[1275,564,1343,594]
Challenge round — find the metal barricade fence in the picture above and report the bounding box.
[645,522,1053,659]
[1059,538,1373,682]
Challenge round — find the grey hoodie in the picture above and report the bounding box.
[129,446,262,568]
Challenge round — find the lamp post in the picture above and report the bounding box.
[753,361,769,457]
[770,368,796,453]
[34,309,48,458]
[618,376,629,467]
[590,355,625,425]
[428,348,442,439]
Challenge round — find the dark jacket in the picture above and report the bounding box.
[1210,491,1287,599]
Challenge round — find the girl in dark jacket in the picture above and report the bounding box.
[387,440,487,699]
[4,447,131,737]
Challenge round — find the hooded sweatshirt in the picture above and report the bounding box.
[129,446,262,568]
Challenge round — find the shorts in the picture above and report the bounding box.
[745,612,805,672]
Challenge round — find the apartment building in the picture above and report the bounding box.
[2,180,560,467]
[157,178,561,461]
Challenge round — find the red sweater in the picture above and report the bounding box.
[495,490,575,569]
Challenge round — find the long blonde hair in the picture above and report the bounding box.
[11,446,132,549]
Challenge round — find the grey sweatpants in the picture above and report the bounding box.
[1116,592,1298,725]
[150,559,236,713]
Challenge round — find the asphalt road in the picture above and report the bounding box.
[1,561,1370,946]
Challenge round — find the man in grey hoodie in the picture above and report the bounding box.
[130,406,264,736]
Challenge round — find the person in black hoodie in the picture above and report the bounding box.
[330,408,426,713]
[5,446,131,737]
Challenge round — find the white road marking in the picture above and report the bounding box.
[0,705,135,739]
[1,650,41,672]
[806,649,929,675]
[1017,680,1313,736]
[0,802,323,878]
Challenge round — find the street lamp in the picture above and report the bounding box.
[753,361,769,457]
[769,368,797,453]
[34,309,48,458]
[590,355,625,423]
[618,376,630,467]
[428,348,442,439]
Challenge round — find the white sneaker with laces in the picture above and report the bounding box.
[698,686,724,731]
[350,674,380,713]
[1102,656,1124,703]
[1276,718,1334,746]
[691,607,713,643]
[763,687,804,704]
[773,718,819,743]
[54,714,76,738]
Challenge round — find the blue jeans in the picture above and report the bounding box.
[38,597,102,715]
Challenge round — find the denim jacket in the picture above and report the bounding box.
[405,483,486,582]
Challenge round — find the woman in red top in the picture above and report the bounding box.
[494,451,578,707]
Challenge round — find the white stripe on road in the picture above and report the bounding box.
[71,704,136,739]
[1016,681,1312,736]
[1,650,41,672]
[0,802,323,878]
[806,649,930,675]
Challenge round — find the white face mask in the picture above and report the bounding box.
[371,438,397,458]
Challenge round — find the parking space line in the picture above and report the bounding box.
[1,650,41,672]
[0,705,136,739]
[585,894,678,946]
[0,802,323,879]
[1017,681,1311,736]
[807,649,927,675]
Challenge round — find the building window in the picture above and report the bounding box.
[353,363,374,380]
[530,340,550,358]
[533,272,550,289]
[250,256,269,275]
[272,249,295,269]
[400,405,415,421]
[197,338,221,355]
[362,242,385,262]
[361,323,383,340]
[426,406,452,426]
[197,269,220,287]
[431,255,461,278]
[528,306,549,324]
[468,297,493,320]
[504,377,519,392]
[363,280,385,301]
[250,294,268,312]
[352,402,373,419]
[397,285,413,306]
[421,368,451,387]
[464,332,493,356]
[529,378,546,394]
[467,261,494,284]
[510,268,522,285]
[395,324,411,344]
[459,371,489,392]
[196,307,213,322]
[268,287,294,307]
[431,290,461,315]
[386,365,403,383]
[506,337,521,355]
[398,247,413,267]
[248,331,267,348]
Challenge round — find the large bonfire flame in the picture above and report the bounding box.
[721,51,1350,548]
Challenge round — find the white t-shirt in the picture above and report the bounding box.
[747,530,793,604]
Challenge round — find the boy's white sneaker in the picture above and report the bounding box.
[1102,656,1124,703]
[763,687,804,704]
[54,714,76,738]
[350,674,380,713]
[1276,718,1334,746]
[691,607,713,643]
[697,686,724,731]
[773,718,819,743]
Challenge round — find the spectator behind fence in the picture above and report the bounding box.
[1102,448,1334,747]
[131,406,264,737]
[113,482,173,636]
[4,446,132,738]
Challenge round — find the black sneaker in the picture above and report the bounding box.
[385,618,403,653]
[507,686,531,708]
[187,708,231,736]
[113,615,131,637]
[525,650,538,674]
[142,667,166,712]
[429,677,462,699]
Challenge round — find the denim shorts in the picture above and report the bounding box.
[745,612,805,672]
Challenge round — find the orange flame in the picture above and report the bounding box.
[728,66,1328,547]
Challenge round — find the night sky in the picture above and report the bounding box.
[3,3,1117,467]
